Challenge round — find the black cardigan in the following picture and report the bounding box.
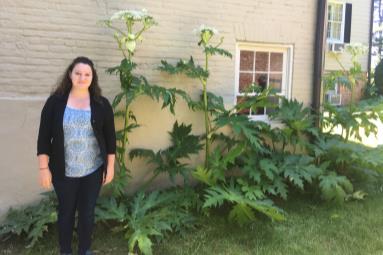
[37,93,116,179]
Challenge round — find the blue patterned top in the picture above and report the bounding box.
[63,106,103,177]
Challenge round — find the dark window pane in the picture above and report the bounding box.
[255,73,268,91]
[239,73,253,92]
[254,107,265,115]
[240,51,254,71]
[270,53,283,71]
[269,73,282,93]
[255,52,268,72]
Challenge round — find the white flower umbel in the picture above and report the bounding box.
[193,24,219,35]
[194,24,220,46]
[102,9,156,58]
[110,9,149,21]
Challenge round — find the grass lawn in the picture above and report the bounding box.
[1,177,383,255]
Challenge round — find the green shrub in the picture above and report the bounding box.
[0,192,57,248]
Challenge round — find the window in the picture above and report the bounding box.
[326,2,352,50]
[234,43,293,121]
[327,2,345,43]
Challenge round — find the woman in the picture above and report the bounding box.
[37,56,116,255]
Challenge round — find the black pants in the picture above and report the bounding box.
[53,167,103,254]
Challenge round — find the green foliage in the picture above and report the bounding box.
[158,57,209,79]
[130,121,202,188]
[269,98,318,152]
[326,44,367,106]
[202,180,285,225]
[96,190,197,255]
[103,11,195,197]
[192,143,286,225]
[213,89,277,152]
[158,25,232,169]
[234,86,279,114]
[239,155,288,200]
[270,98,315,134]
[0,192,57,248]
[109,60,193,115]
[319,172,353,203]
[322,44,372,142]
[214,112,265,151]
[322,104,381,142]
[322,70,349,94]
[203,46,232,58]
[280,155,322,189]
[192,145,244,186]
[95,196,127,223]
[314,137,383,174]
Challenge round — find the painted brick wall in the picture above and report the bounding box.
[0,0,318,104]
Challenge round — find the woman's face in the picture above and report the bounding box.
[70,63,93,91]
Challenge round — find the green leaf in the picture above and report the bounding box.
[192,166,215,186]
[137,234,153,255]
[158,57,209,79]
[95,196,127,222]
[281,155,322,190]
[204,46,232,58]
[125,190,196,255]
[228,203,255,226]
[112,92,125,108]
[202,182,285,224]
[259,159,278,181]
[0,192,57,248]
[319,172,353,203]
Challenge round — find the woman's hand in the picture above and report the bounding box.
[103,165,114,185]
[39,168,52,189]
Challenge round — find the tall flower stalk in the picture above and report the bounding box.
[102,10,189,196]
[159,25,232,168]
[102,9,156,196]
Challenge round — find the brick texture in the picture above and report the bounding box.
[0,0,324,106]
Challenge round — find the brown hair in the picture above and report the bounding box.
[53,56,102,99]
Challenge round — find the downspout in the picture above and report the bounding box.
[313,0,327,127]
[368,0,374,85]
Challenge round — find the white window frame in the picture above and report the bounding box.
[327,1,346,44]
[234,42,293,122]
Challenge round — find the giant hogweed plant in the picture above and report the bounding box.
[129,121,203,191]
[266,98,359,202]
[158,25,232,168]
[96,189,198,255]
[322,44,383,142]
[269,96,383,202]
[317,44,383,199]
[192,86,287,224]
[0,192,57,248]
[99,10,200,255]
[156,28,287,224]
[229,95,362,204]
[102,9,192,197]
[193,87,329,221]
[128,82,287,224]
